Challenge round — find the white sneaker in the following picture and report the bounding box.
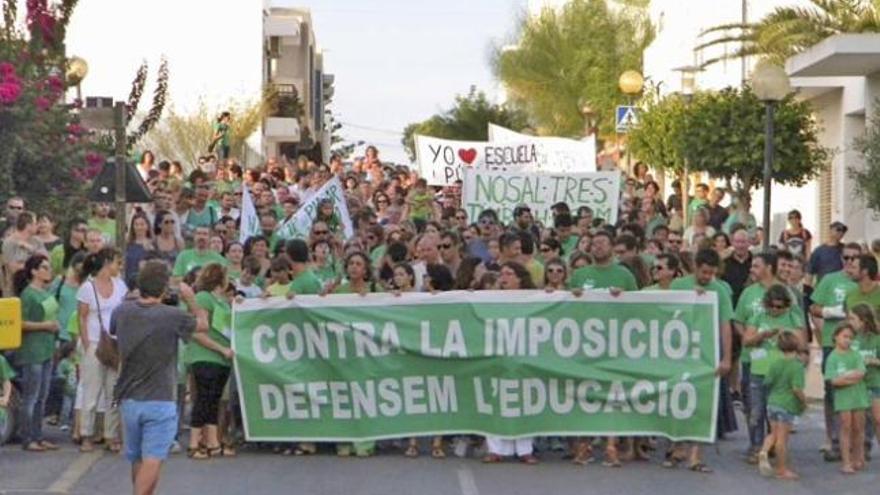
[758,451,773,477]
[170,441,182,454]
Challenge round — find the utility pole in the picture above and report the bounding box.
[113,101,127,252]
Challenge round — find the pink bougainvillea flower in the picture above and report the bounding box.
[35,96,52,111]
[0,62,15,80]
[85,152,104,167]
[0,81,22,104]
[46,75,64,93]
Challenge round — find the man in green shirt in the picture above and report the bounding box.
[172,227,227,281]
[568,230,637,291]
[555,214,579,258]
[186,183,218,232]
[845,254,880,321]
[669,248,733,471]
[87,202,115,245]
[810,242,861,459]
[285,239,324,295]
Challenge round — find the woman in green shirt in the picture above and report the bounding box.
[333,252,378,457]
[14,254,61,452]
[188,263,235,459]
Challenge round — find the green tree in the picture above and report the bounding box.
[629,86,829,201]
[401,87,528,161]
[493,0,653,138]
[850,100,880,214]
[0,0,104,219]
[142,92,273,169]
[699,0,880,66]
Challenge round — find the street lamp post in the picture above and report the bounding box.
[751,61,791,251]
[618,70,644,175]
[673,65,700,228]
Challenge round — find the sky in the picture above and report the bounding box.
[278,0,527,162]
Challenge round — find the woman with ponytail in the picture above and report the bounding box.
[15,254,61,452]
[76,248,127,453]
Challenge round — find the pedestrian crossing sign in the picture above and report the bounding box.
[616,105,639,133]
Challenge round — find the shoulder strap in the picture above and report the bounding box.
[91,280,106,333]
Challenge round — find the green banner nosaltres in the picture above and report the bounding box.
[232,290,719,442]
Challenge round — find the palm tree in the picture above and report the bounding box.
[698,0,880,67]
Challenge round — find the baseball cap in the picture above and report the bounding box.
[830,221,848,233]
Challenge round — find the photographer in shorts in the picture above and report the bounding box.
[110,261,208,495]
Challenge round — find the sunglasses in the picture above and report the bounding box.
[8,205,23,210]
[547,268,565,274]
[768,303,789,310]
[163,219,176,225]
[313,230,329,235]
[668,239,682,244]
[843,255,857,261]
[440,243,453,249]
[540,247,552,252]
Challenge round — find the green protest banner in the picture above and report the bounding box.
[462,168,620,226]
[233,290,719,442]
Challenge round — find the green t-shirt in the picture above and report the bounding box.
[18,286,59,365]
[172,249,227,277]
[845,285,880,324]
[0,354,15,383]
[186,291,232,368]
[213,122,230,147]
[813,271,857,347]
[88,217,116,245]
[568,263,638,291]
[765,356,806,415]
[186,204,218,230]
[561,236,579,258]
[853,332,880,389]
[314,262,338,286]
[670,275,734,324]
[334,282,382,294]
[370,245,386,269]
[745,309,804,375]
[825,349,870,412]
[289,269,324,295]
[58,358,77,396]
[409,191,433,220]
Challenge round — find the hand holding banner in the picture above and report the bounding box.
[461,168,620,226]
[232,290,719,442]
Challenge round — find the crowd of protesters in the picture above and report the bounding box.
[1,145,880,483]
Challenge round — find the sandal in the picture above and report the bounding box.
[519,454,539,465]
[662,450,684,469]
[222,445,237,457]
[689,462,713,474]
[24,442,46,452]
[295,442,316,456]
[431,447,446,459]
[404,445,419,458]
[79,441,94,453]
[206,445,223,458]
[106,442,122,454]
[603,446,621,468]
[39,440,60,451]
[482,453,503,464]
[572,442,595,466]
[188,447,210,460]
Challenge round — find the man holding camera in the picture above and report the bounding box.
[110,261,209,495]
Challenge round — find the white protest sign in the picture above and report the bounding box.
[462,168,620,226]
[414,135,544,186]
[275,176,354,240]
[239,184,261,244]
[488,123,597,173]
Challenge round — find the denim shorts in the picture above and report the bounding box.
[767,405,797,425]
[121,400,178,463]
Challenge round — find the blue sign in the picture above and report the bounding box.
[616,105,639,133]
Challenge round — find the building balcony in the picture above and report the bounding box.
[264,117,301,140]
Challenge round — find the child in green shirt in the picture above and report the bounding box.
[846,304,880,456]
[825,324,870,474]
[758,332,806,481]
[0,353,14,422]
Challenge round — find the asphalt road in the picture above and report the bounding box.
[1,407,878,495]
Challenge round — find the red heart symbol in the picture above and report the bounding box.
[458,148,477,165]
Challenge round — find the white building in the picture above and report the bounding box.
[262,6,333,163]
